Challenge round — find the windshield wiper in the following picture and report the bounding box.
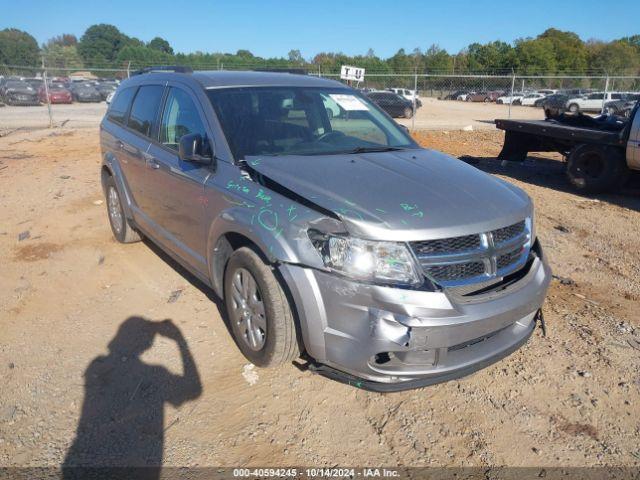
[345,146,406,154]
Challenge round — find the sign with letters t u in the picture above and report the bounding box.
[340,65,365,82]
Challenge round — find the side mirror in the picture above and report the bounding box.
[399,124,410,134]
[179,133,212,165]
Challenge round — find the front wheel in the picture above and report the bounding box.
[224,247,299,367]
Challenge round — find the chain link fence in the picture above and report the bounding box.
[2,63,639,132]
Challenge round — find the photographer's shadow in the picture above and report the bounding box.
[63,316,202,478]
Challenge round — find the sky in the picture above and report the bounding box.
[1,0,639,59]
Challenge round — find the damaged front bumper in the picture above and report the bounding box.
[279,249,551,391]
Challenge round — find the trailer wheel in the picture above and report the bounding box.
[566,144,628,193]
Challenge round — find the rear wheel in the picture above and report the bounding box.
[105,175,141,243]
[224,247,299,367]
[483,97,490,103]
[568,103,580,113]
[403,107,413,118]
[566,144,628,193]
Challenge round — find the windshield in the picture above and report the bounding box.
[206,86,416,159]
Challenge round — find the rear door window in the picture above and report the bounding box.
[107,87,136,125]
[127,85,165,138]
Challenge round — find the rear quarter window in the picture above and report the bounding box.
[107,87,136,125]
[127,85,165,138]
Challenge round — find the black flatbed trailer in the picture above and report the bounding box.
[494,104,639,193]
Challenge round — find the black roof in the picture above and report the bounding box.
[121,69,344,90]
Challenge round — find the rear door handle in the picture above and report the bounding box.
[145,155,160,169]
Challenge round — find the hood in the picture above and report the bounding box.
[247,148,531,241]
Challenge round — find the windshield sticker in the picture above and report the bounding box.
[329,94,369,111]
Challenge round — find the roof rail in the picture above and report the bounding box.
[131,65,193,76]
[253,68,308,75]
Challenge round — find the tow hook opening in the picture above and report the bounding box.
[534,308,546,337]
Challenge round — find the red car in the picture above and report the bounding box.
[38,83,73,104]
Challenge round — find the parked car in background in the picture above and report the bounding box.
[518,93,546,106]
[566,92,625,113]
[456,91,474,101]
[1,80,40,106]
[106,90,115,104]
[603,94,640,117]
[24,78,44,90]
[70,83,103,102]
[96,81,118,100]
[366,91,415,118]
[467,91,503,102]
[535,93,571,117]
[496,93,524,104]
[101,68,550,390]
[443,90,468,100]
[387,87,421,103]
[38,83,73,104]
[536,89,557,96]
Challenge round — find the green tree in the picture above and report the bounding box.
[287,49,303,64]
[388,48,413,72]
[514,38,557,74]
[148,37,173,55]
[587,40,640,74]
[43,44,83,71]
[78,24,129,65]
[538,28,587,73]
[0,28,40,66]
[467,41,516,72]
[116,45,174,68]
[45,34,78,48]
[423,44,452,73]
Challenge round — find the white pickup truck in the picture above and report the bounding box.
[566,92,626,113]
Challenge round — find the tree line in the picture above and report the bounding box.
[1,24,639,76]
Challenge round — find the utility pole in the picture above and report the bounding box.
[41,56,53,128]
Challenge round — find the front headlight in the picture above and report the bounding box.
[308,230,422,286]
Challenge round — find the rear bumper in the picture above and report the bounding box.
[280,247,551,388]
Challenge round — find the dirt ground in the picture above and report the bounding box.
[0,126,639,470]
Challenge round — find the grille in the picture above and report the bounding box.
[497,247,524,270]
[424,262,485,282]
[412,234,480,255]
[410,220,530,287]
[492,221,525,245]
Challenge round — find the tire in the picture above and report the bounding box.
[568,103,580,114]
[104,175,141,243]
[483,97,490,103]
[403,107,413,119]
[566,144,629,193]
[224,247,299,367]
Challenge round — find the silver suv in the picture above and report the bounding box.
[100,68,551,391]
